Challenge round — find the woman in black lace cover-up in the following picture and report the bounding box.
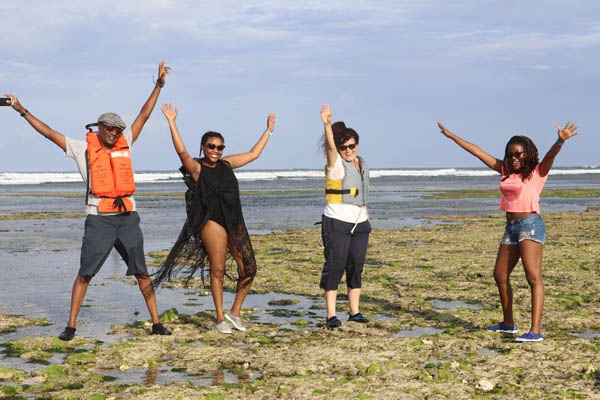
[154,104,276,334]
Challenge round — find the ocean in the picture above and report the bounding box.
[1,167,599,234]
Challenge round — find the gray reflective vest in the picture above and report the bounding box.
[325,156,369,206]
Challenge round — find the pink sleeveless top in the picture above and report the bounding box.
[499,165,547,213]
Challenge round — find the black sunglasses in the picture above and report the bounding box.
[507,151,524,159]
[338,143,357,151]
[205,143,226,151]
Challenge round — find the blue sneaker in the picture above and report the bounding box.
[515,332,543,342]
[486,322,517,334]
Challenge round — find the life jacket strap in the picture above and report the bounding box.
[325,188,359,196]
[112,196,128,213]
[85,123,98,132]
[85,149,90,206]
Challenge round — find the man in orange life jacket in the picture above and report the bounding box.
[5,60,172,341]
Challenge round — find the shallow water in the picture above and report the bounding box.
[0,241,326,345]
[372,314,397,322]
[428,299,483,310]
[569,331,600,339]
[96,366,258,388]
[394,326,444,338]
[478,347,501,356]
[0,352,67,375]
[420,360,442,368]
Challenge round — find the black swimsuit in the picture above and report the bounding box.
[153,158,257,289]
[201,163,228,229]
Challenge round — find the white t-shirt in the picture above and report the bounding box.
[65,130,137,215]
[323,154,368,224]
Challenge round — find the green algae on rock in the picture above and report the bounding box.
[0,313,52,334]
[0,212,83,220]
[424,187,600,200]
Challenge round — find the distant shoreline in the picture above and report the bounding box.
[2,166,600,185]
[1,187,599,200]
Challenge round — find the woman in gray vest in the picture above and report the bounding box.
[319,104,371,329]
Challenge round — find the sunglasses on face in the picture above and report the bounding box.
[338,143,357,151]
[205,143,226,151]
[507,151,524,159]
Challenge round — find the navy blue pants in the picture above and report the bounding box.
[320,215,371,290]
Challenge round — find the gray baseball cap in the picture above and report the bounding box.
[97,112,126,131]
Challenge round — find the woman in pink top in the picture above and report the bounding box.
[438,121,579,342]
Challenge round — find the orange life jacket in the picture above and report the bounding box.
[86,132,136,213]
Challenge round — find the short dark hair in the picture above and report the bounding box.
[503,135,539,181]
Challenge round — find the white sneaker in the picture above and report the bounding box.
[225,312,247,331]
[215,321,232,334]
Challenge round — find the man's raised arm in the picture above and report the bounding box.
[5,94,66,151]
[130,60,171,143]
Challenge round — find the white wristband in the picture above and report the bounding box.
[264,129,272,135]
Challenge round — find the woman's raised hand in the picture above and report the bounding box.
[321,104,332,125]
[267,113,276,133]
[160,104,178,121]
[437,122,454,138]
[557,121,579,142]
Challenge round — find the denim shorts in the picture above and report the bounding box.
[500,213,546,245]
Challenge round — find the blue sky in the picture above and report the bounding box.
[2,1,599,171]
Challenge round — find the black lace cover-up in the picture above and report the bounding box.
[153,159,257,288]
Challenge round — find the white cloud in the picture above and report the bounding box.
[0,60,36,69]
[0,1,420,55]
[531,64,551,70]
[452,32,600,57]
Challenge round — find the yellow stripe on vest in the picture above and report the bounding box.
[325,174,343,204]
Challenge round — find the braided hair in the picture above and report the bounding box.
[502,135,539,181]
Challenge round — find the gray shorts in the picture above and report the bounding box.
[79,211,148,277]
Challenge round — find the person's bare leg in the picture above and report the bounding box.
[135,274,160,324]
[200,221,228,323]
[493,244,521,326]
[325,290,338,319]
[67,275,92,328]
[228,239,253,317]
[348,288,361,316]
[519,240,544,333]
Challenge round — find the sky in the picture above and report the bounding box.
[2,0,599,171]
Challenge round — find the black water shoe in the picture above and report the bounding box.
[151,323,172,335]
[326,316,342,329]
[58,327,76,341]
[348,312,369,323]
